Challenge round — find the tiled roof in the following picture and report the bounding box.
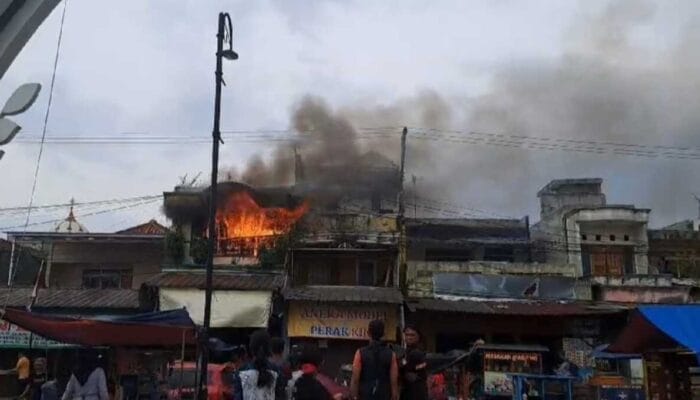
[144,271,283,291]
[116,219,169,235]
[408,298,628,316]
[283,286,403,304]
[0,288,140,309]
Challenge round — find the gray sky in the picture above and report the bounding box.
[1,0,700,232]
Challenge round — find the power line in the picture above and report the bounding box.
[0,197,161,231]
[0,194,162,214]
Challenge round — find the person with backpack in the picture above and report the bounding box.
[350,320,398,400]
[233,330,287,400]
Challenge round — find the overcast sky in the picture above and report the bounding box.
[2,0,700,233]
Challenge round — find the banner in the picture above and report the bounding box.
[287,302,398,341]
[0,321,72,349]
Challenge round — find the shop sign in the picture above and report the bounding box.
[288,302,398,341]
[484,352,540,363]
[0,321,72,349]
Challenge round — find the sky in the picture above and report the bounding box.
[2,0,700,233]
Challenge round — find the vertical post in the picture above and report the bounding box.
[198,12,226,400]
[7,240,15,286]
[397,127,408,294]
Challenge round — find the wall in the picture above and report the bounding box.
[405,260,584,298]
[47,241,163,289]
[564,209,649,275]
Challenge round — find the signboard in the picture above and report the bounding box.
[287,302,398,341]
[484,352,540,363]
[0,321,72,349]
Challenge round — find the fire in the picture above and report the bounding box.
[215,191,307,257]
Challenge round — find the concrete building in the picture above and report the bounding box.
[2,205,167,313]
[533,178,650,276]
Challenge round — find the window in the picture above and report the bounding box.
[307,264,331,285]
[624,235,630,241]
[82,269,131,289]
[483,246,515,262]
[595,235,601,241]
[581,246,634,277]
[425,249,473,261]
[610,235,616,241]
[581,234,587,241]
[357,261,375,286]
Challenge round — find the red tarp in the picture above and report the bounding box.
[0,308,196,347]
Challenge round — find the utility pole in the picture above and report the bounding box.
[398,127,407,294]
[199,12,237,400]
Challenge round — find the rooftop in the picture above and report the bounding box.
[0,288,140,309]
[144,270,284,291]
[537,178,603,197]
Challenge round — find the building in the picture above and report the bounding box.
[0,205,168,389]
[532,178,697,304]
[2,212,166,312]
[404,216,625,356]
[648,219,700,279]
[151,182,299,340]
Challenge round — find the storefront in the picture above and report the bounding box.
[284,286,403,376]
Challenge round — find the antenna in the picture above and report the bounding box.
[694,193,700,219]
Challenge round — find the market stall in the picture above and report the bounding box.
[608,305,700,400]
[588,344,645,400]
[1,307,197,400]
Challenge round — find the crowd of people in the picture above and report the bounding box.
[0,319,431,400]
[1,351,108,400]
[227,320,430,400]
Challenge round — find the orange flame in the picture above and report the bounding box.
[215,191,307,257]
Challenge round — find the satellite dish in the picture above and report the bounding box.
[0,83,41,117]
[0,118,21,145]
[0,150,4,161]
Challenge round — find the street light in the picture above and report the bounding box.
[198,12,237,400]
[0,83,42,161]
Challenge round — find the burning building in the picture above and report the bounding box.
[163,182,308,266]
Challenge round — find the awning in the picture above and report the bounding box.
[0,308,195,347]
[608,305,700,358]
[159,289,271,328]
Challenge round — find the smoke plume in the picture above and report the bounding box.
[229,0,700,226]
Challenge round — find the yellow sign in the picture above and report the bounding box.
[288,302,398,341]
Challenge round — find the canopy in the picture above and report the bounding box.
[0,308,196,347]
[608,305,700,358]
[159,288,272,328]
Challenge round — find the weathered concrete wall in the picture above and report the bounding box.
[48,242,163,289]
[406,260,581,298]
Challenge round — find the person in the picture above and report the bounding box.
[350,320,398,400]
[41,365,71,400]
[60,352,109,400]
[31,357,48,400]
[0,351,32,398]
[290,345,332,400]
[233,330,287,400]
[398,325,428,400]
[271,337,292,381]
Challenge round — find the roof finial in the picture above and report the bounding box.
[67,197,76,221]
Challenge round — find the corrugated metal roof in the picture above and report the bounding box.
[0,288,139,309]
[283,285,403,304]
[408,298,628,316]
[144,271,283,291]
